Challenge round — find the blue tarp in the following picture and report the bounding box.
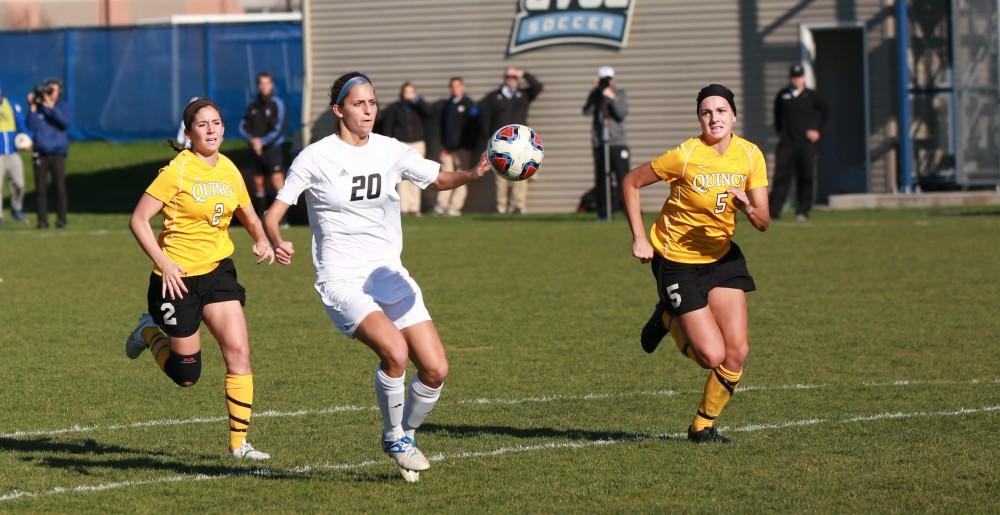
[0,22,302,142]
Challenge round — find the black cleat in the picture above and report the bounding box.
[687,426,730,444]
[640,303,669,354]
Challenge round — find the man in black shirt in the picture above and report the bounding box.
[479,67,543,214]
[434,77,479,216]
[770,64,828,221]
[239,72,287,220]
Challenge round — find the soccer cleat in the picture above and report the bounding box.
[687,426,730,444]
[640,303,669,354]
[228,441,271,460]
[125,313,157,359]
[398,467,420,483]
[382,435,430,472]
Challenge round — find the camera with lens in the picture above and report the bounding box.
[597,76,612,91]
[31,79,61,105]
[31,83,52,105]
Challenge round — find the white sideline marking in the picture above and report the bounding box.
[1,378,995,440]
[2,404,997,503]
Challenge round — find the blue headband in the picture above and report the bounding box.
[335,76,371,105]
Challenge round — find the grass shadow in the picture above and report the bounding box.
[0,437,166,457]
[420,423,666,442]
[24,454,297,480]
[927,209,1000,217]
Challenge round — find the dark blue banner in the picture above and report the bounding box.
[508,0,636,55]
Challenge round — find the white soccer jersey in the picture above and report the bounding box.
[277,133,440,282]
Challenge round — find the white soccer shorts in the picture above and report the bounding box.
[314,266,431,336]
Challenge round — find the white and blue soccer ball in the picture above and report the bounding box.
[487,124,544,182]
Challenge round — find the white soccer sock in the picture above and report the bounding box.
[402,377,443,440]
[374,367,406,441]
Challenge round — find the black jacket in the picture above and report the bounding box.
[380,98,430,143]
[239,94,286,147]
[582,87,628,147]
[479,72,543,142]
[440,95,479,151]
[773,86,828,144]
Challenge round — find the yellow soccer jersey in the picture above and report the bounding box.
[145,150,251,276]
[648,134,768,264]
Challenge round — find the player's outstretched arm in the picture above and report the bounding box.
[622,162,660,263]
[429,151,490,191]
[130,193,188,300]
[263,200,295,266]
[727,186,770,232]
[235,205,275,265]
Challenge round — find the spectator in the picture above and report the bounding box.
[582,66,629,220]
[434,77,479,216]
[26,79,70,229]
[0,81,29,226]
[770,64,828,221]
[381,81,430,216]
[175,96,198,150]
[239,72,287,221]
[480,67,543,214]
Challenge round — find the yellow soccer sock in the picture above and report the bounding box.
[692,365,742,432]
[143,327,171,371]
[666,314,699,363]
[225,374,254,451]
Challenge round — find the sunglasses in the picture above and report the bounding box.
[504,75,519,79]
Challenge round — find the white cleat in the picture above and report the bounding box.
[228,441,271,461]
[382,435,430,472]
[398,467,420,483]
[125,313,157,359]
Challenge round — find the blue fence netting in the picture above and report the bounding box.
[0,22,302,142]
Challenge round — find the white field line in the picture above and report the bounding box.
[1,378,996,440]
[2,403,997,504]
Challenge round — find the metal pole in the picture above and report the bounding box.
[896,0,914,193]
[602,120,612,222]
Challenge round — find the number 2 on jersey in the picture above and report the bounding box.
[211,203,224,226]
[350,174,382,201]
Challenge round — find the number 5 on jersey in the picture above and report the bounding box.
[666,283,682,308]
[714,193,729,214]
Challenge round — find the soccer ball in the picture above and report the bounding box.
[14,133,32,151]
[487,124,543,181]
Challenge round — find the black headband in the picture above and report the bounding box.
[696,84,737,115]
[183,98,219,126]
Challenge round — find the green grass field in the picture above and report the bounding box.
[0,143,998,512]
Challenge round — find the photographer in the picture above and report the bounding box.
[26,79,70,229]
[582,66,629,220]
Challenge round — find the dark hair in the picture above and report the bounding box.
[398,81,414,99]
[257,71,272,82]
[329,72,371,107]
[449,77,463,85]
[696,84,737,116]
[169,98,222,152]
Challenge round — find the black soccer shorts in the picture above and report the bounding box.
[252,144,283,176]
[651,242,756,317]
[147,258,246,338]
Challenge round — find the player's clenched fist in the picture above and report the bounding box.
[275,241,294,265]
